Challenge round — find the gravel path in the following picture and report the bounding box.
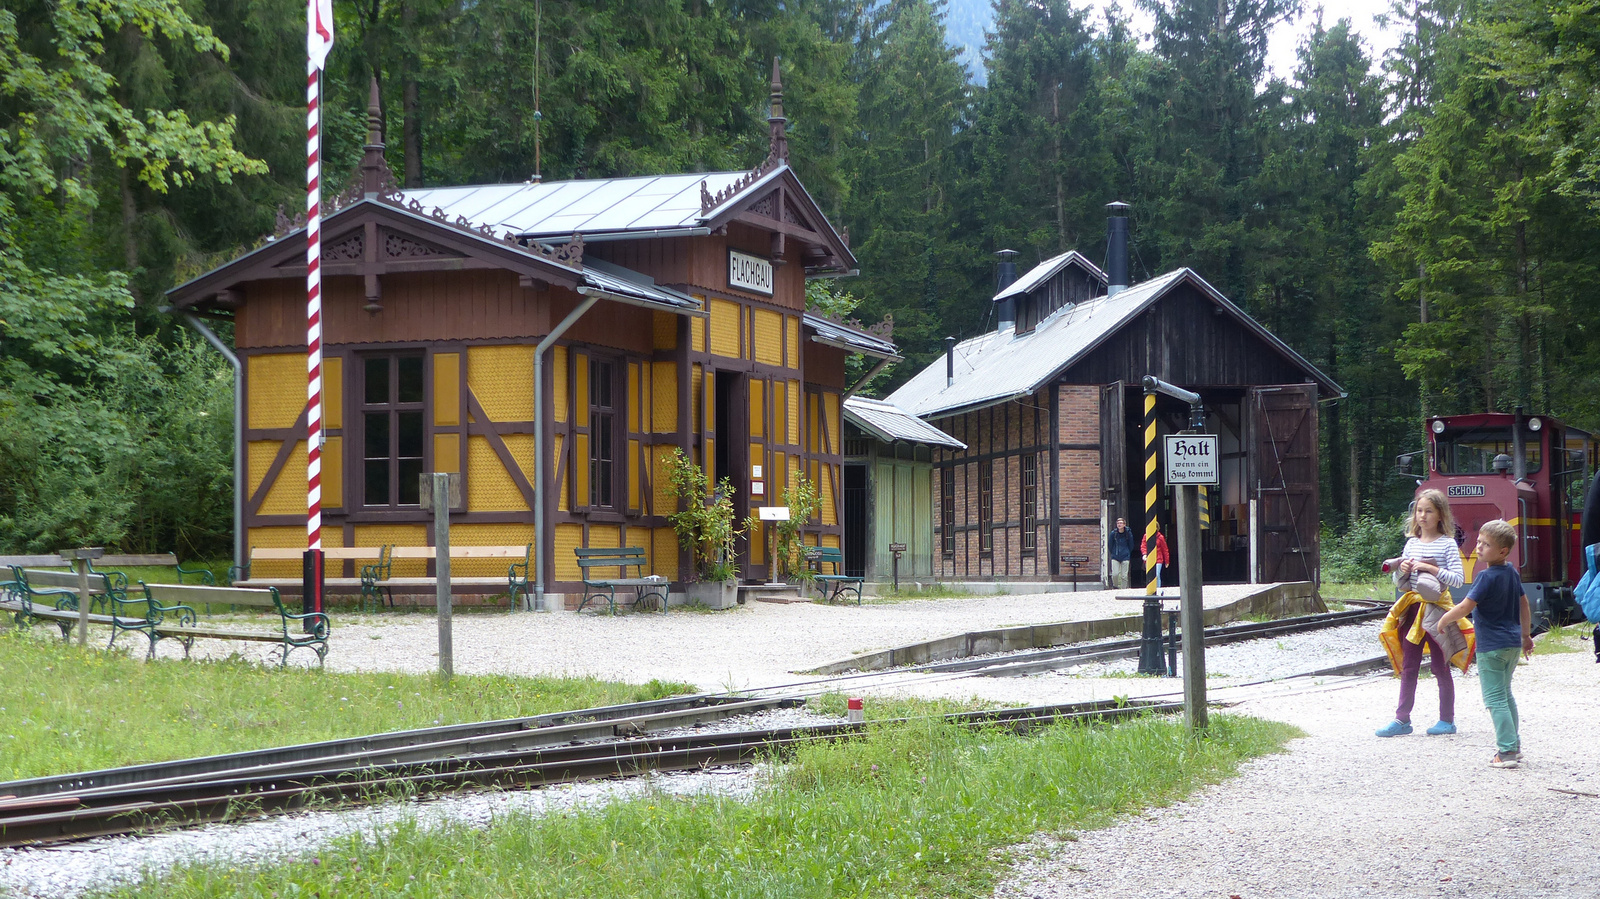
[996,648,1600,899]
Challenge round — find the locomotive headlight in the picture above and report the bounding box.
[1527,417,1542,431]
[1431,419,1446,434]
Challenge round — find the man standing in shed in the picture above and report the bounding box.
[1108,517,1134,589]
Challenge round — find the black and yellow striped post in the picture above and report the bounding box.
[1143,390,1160,595]
[1199,486,1211,530]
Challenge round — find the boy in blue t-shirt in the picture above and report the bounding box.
[1438,520,1535,768]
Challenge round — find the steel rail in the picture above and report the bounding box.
[0,694,796,801]
[0,699,1181,847]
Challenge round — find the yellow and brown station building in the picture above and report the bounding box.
[165,75,896,607]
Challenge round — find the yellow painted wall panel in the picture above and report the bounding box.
[574,433,590,508]
[248,354,305,429]
[653,446,676,515]
[324,356,343,429]
[589,524,621,550]
[787,380,801,445]
[554,524,583,581]
[434,434,460,474]
[433,353,460,426]
[691,298,707,353]
[355,524,429,576]
[709,298,741,358]
[652,527,679,581]
[262,441,307,515]
[753,309,783,366]
[653,311,677,350]
[574,353,589,429]
[248,441,280,498]
[820,464,837,525]
[785,316,800,369]
[750,520,765,564]
[749,380,765,439]
[450,523,534,577]
[628,364,641,433]
[552,346,568,423]
[651,362,678,432]
[807,393,819,453]
[772,382,786,446]
[467,435,528,512]
[703,370,715,436]
[246,527,311,577]
[468,345,535,421]
[554,434,567,512]
[323,436,343,509]
[691,364,702,434]
[628,439,642,509]
[822,532,841,550]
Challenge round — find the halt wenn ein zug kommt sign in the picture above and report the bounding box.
[1164,435,1219,486]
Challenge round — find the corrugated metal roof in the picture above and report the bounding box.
[401,169,783,239]
[843,397,965,448]
[579,262,701,313]
[994,250,1107,301]
[803,313,900,360]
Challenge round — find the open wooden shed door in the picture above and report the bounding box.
[1249,384,1320,584]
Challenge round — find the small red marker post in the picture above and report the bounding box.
[847,697,864,724]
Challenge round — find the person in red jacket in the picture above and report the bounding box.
[1141,522,1171,591]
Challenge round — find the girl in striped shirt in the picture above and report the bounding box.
[1376,489,1466,738]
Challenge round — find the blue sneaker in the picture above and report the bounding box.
[1375,720,1413,737]
[1426,721,1456,735]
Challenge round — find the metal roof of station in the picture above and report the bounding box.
[843,396,965,448]
[401,169,785,241]
[802,313,901,360]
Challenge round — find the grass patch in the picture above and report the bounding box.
[0,631,694,781]
[107,712,1300,898]
[870,584,980,602]
[1534,623,1589,655]
[1319,578,1392,604]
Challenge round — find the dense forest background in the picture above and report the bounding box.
[4,0,1598,558]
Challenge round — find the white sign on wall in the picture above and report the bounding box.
[729,249,775,296]
[1164,435,1219,485]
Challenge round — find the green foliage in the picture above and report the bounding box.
[104,713,1298,897]
[769,476,822,581]
[664,449,744,583]
[0,630,694,781]
[1320,512,1406,584]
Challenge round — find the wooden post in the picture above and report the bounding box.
[1176,485,1207,731]
[423,473,460,680]
[57,547,103,647]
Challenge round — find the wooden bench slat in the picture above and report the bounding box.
[251,545,530,562]
[144,583,278,607]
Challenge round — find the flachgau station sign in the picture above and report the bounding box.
[1163,434,1219,485]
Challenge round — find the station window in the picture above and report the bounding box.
[589,359,617,509]
[1021,455,1037,553]
[362,353,426,507]
[978,460,993,554]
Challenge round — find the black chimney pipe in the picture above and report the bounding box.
[1106,201,1130,296]
[995,249,1019,332]
[945,336,956,387]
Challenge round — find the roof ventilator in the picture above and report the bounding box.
[995,248,1019,332]
[1106,201,1131,297]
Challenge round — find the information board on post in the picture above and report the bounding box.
[1163,435,1219,486]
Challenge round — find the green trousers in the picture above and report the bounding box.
[1477,647,1521,753]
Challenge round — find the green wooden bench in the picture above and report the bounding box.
[359,544,395,612]
[139,583,330,667]
[808,547,863,605]
[0,566,160,650]
[575,547,668,615]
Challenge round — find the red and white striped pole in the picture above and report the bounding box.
[305,0,334,615]
[306,58,323,555]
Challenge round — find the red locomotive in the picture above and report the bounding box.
[1406,410,1597,628]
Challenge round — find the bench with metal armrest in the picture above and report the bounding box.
[139,583,330,667]
[360,545,395,612]
[0,566,140,643]
[575,547,668,614]
[508,544,534,610]
[808,547,863,605]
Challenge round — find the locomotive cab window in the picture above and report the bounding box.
[1435,426,1541,475]
[362,353,426,507]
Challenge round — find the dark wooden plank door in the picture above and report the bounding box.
[1250,384,1320,585]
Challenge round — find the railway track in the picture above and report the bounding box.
[0,603,1392,848]
[0,697,1178,847]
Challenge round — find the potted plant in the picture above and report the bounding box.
[666,449,744,609]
